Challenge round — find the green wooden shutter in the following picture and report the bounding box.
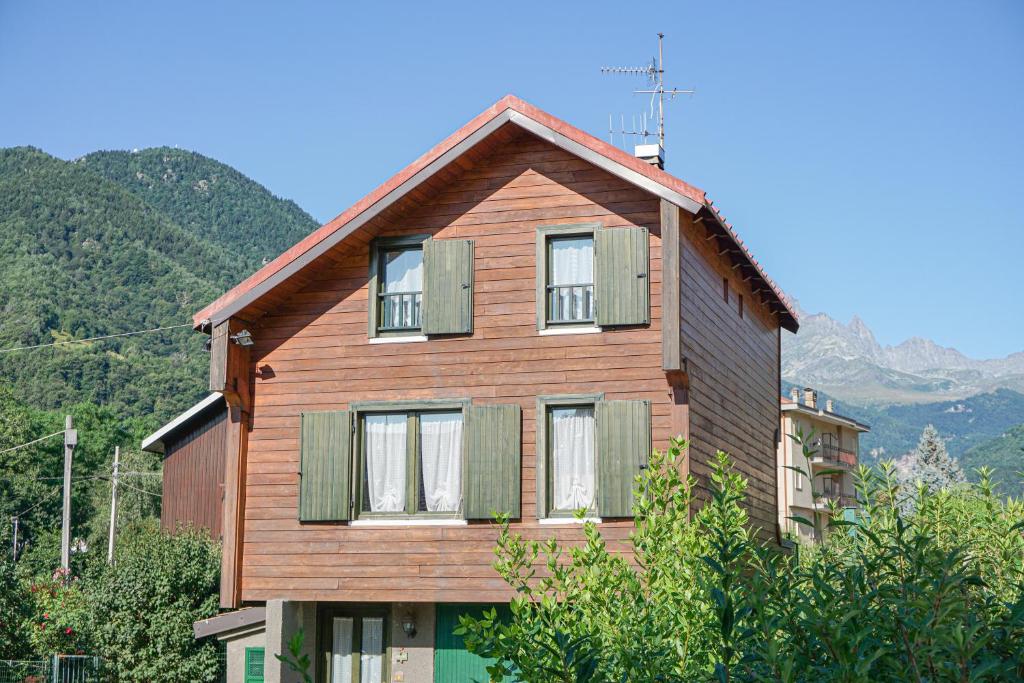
[595,227,649,327]
[596,400,650,518]
[299,411,353,521]
[422,238,474,335]
[245,647,265,683]
[465,404,521,519]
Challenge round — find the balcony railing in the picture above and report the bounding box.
[379,291,422,330]
[810,443,858,468]
[814,491,858,509]
[547,283,595,324]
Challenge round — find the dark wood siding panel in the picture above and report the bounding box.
[162,408,227,539]
[679,212,780,534]
[240,136,667,603]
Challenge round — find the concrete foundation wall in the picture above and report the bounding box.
[265,599,317,683]
[389,603,435,683]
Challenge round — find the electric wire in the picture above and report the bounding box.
[0,322,192,354]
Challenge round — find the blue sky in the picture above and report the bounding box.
[1,1,1021,358]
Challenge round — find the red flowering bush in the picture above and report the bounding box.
[25,567,87,656]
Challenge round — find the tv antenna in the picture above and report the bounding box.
[601,32,694,156]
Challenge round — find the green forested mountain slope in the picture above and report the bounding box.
[961,424,1024,498]
[0,146,316,423]
[80,147,316,268]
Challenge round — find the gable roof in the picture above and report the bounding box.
[193,95,798,332]
[141,393,225,454]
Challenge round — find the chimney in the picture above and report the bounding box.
[803,387,817,409]
[634,143,665,170]
[825,399,834,413]
[789,387,800,403]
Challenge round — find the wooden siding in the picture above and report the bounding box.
[236,131,781,603]
[679,211,781,533]
[161,407,227,539]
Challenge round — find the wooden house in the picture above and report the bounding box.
[155,95,798,683]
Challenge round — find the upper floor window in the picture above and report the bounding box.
[378,246,423,331]
[369,235,475,339]
[360,410,463,516]
[546,236,595,324]
[535,223,650,332]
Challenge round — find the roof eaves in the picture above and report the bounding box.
[141,393,225,453]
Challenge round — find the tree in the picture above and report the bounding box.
[0,558,32,659]
[458,438,1024,681]
[81,520,221,682]
[898,424,967,495]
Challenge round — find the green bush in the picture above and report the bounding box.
[80,520,221,682]
[458,438,1024,682]
[0,558,33,659]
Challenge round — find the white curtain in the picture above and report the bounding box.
[551,406,596,511]
[420,412,463,512]
[383,249,423,292]
[365,414,407,512]
[550,237,594,320]
[331,617,353,683]
[382,249,423,327]
[360,617,384,683]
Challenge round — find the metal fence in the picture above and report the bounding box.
[1,651,225,683]
[0,659,50,683]
[0,657,102,683]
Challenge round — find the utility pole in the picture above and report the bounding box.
[60,415,77,571]
[11,516,17,562]
[107,446,120,564]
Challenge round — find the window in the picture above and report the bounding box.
[738,294,744,319]
[378,245,423,331]
[535,223,649,331]
[549,405,597,513]
[546,235,595,324]
[723,277,729,303]
[244,647,265,683]
[319,608,388,683]
[358,409,464,516]
[536,395,649,519]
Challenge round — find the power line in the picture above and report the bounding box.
[111,479,162,498]
[9,476,107,518]
[11,486,62,518]
[0,430,66,455]
[0,323,192,354]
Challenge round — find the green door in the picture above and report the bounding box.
[434,604,513,683]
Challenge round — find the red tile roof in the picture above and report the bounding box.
[193,94,797,330]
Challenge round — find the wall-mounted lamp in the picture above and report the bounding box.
[401,612,417,639]
[230,329,254,347]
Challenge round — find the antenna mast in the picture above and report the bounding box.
[601,33,694,159]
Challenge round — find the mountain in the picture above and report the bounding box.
[0,146,318,423]
[961,424,1024,498]
[79,148,314,268]
[783,308,1024,405]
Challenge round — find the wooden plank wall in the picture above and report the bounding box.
[241,136,667,603]
[678,212,781,533]
[161,408,228,539]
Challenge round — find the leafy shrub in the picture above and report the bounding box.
[0,557,33,659]
[23,567,88,657]
[458,438,1024,682]
[80,520,221,682]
